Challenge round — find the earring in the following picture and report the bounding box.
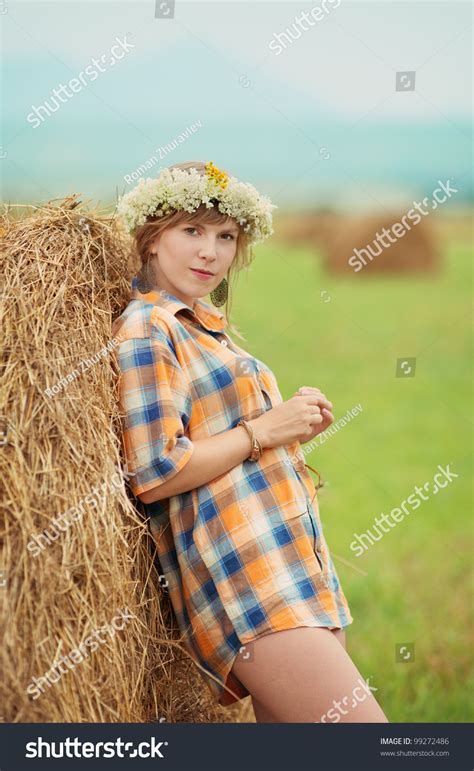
[210,277,228,307]
[137,260,155,293]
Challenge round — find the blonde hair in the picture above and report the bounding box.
[132,161,254,341]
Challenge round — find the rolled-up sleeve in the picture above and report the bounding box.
[116,334,194,497]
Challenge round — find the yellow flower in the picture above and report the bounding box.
[205,161,229,190]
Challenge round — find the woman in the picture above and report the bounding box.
[112,161,388,723]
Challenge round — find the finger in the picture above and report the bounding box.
[319,394,331,406]
[302,393,333,409]
[298,386,331,403]
[321,408,334,422]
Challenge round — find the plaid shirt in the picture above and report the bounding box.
[112,276,353,705]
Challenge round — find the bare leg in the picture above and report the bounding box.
[234,626,388,724]
[251,695,277,723]
[331,627,346,650]
[251,628,346,723]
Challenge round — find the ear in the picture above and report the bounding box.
[149,234,161,255]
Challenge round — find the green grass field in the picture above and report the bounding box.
[229,216,473,722]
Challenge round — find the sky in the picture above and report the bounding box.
[1,0,472,211]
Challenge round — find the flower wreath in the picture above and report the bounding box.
[116,162,277,246]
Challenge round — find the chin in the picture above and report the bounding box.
[193,282,217,296]
[185,286,209,301]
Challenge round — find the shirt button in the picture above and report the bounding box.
[220,339,228,346]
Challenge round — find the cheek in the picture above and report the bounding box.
[166,234,194,263]
[220,241,238,265]
[159,247,189,277]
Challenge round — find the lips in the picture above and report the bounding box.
[190,268,214,276]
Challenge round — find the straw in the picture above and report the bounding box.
[0,195,249,723]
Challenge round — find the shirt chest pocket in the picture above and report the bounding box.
[186,335,273,436]
[225,338,283,411]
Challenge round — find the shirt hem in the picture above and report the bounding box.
[211,616,354,707]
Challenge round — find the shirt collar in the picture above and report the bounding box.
[130,275,227,333]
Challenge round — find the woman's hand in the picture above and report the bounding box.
[249,385,334,449]
[295,386,334,441]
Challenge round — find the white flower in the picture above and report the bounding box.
[115,166,277,245]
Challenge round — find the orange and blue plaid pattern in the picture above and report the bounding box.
[112,276,353,705]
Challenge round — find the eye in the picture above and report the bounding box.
[183,226,236,240]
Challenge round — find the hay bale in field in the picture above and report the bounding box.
[0,195,247,723]
[275,210,440,276]
[323,212,441,275]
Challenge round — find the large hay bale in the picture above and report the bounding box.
[324,213,440,275]
[275,210,440,276]
[0,196,248,722]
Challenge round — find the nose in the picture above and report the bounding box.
[197,233,218,260]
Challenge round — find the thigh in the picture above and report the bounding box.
[251,629,345,723]
[251,695,276,723]
[232,626,388,723]
[331,627,346,650]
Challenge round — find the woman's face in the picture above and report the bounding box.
[149,218,240,307]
